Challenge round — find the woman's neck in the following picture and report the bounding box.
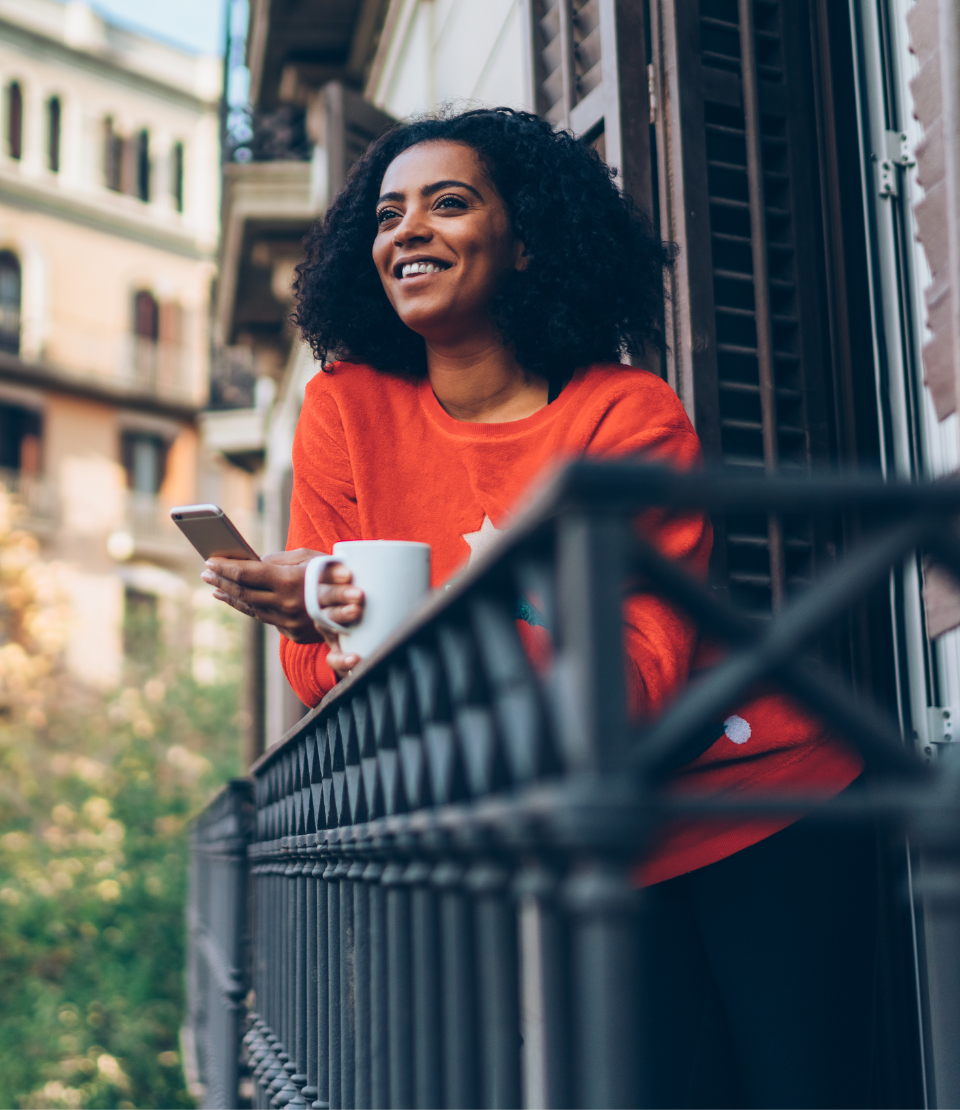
[426,334,548,423]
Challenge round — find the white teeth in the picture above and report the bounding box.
[401,261,446,277]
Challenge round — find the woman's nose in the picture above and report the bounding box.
[393,208,432,246]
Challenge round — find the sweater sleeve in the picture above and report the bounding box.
[585,381,712,719]
[279,381,361,707]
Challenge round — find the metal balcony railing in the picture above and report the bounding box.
[187,781,254,1109]
[0,468,59,527]
[188,461,960,1109]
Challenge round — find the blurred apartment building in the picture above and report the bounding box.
[0,0,247,688]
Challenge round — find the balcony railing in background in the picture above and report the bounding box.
[34,326,200,406]
[124,336,195,401]
[187,781,253,1109]
[188,462,960,1109]
[0,468,59,529]
[126,490,180,547]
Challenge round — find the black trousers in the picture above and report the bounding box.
[639,791,880,1109]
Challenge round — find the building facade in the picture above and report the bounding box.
[0,0,241,689]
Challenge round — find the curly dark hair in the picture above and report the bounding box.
[293,107,672,383]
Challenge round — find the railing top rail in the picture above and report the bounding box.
[250,462,960,777]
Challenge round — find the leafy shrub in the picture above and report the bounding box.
[0,491,243,1108]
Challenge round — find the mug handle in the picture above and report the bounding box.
[304,555,353,636]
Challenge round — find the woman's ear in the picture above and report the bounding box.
[514,240,529,272]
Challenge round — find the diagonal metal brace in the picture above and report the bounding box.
[628,514,936,779]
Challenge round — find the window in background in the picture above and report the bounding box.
[121,431,166,494]
[104,116,122,191]
[123,587,159,667]
[132,289,159,385]
[136,129,150,202]
[134,289,159,343]
[171,141,184,212]
[7,81,22,160]
[0,251,21,354]
[47,96,60,173]
[0,402,41,472]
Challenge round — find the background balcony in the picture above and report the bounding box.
[0,468,59,534]
[3,324,205,409]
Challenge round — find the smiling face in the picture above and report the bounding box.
[372,140,525,347]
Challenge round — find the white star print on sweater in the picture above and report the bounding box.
[462,515,504,566]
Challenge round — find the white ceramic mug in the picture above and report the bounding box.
[303,540,431,659]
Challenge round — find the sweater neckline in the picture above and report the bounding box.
[418,366,588,437]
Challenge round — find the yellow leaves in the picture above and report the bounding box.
[96,1053,129,1090]
[51,870,73,891]
[0,495,70,717]
[39,1079,83,1108]
[74,759,105,785]
[166,744,211,779]
[107,687,156,737]
[81,797,111,829]
[144,678,166,702]
[0,887,21,905]
[52,805,74,826]
[1,830,28,851]
[95,879,120,903]
[153,814,183,837]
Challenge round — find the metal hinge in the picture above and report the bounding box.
[647,63,657,125]
[927,706,958,743]
[877,130,916,197]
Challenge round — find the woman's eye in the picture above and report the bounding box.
[436,195,467,210]
[376,207,401,225]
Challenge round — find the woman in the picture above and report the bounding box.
[203,108,876,1108]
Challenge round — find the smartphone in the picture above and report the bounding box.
[169,504,261,561]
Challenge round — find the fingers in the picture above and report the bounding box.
[212,589,257,620]
[203,557,275,589]
[314,583,364,627]
[326,646,360,677]
[321,562,355,586]
[262,548,323,566]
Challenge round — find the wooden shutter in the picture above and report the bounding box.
[311,81,394,207]
[523,0,654,224]
[649,0,860,617]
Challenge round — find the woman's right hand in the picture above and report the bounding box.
[202,549,366,678]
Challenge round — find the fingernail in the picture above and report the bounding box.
[344,588,362,600]
[201,571,216,583]
[345,655,359,665]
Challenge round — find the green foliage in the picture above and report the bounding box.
[0,675,243,1109]
[0,491,245,1108]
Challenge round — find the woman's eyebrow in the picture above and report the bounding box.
[421,179,483,200]
[376,179,484,206]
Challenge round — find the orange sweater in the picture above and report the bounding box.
[282,362,862,883]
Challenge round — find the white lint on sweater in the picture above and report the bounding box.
[724,714,752,744]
